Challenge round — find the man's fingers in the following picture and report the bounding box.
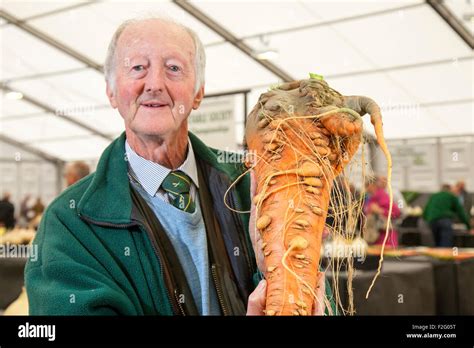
[246,279,267,316]
[249,169,265,272]
[250,170,257,197]
[247,275,327,316]
[312,272,326,315]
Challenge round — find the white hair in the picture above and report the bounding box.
[103,16,206,94]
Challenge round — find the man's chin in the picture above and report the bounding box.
[133,129,168,139]
[127,123,185,141]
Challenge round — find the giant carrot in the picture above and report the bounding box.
[243,77,392,315]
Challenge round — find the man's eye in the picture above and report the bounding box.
[168,65,181,72]
[132,65,144,72]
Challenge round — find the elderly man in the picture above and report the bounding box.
[25,17,329,315]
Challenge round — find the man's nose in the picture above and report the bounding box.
[144,67,165,94]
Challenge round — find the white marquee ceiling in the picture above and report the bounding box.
[0,0,473,161]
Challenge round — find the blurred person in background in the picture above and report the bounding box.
[363,180,375,208]
[453,181,472,220]
[0,192,15,231]
[31,197,45,220]
[363,176,401,247]
[64,161,91,187]
[5,162,92,315]
[423,184,471,247]
[28,197,45,231]
[18,194,33,227]
[377,176,407,221]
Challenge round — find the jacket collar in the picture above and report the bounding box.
[125,138,200,197]
[76,131,244,225]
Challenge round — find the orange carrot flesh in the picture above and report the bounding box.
[245,79,365,315]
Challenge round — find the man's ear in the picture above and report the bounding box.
[106,83,118,109]
[192,85,205,110]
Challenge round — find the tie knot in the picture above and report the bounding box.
[161,171,195,213]
[161,170,192,194]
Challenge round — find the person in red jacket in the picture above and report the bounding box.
[364,177,401,247]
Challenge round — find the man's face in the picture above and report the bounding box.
[107,20,204,139]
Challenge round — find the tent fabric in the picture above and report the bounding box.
[0,0,472,160]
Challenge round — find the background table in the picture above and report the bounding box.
[327,260,436,315]
[402,255,474,315]
[0,256,27,310]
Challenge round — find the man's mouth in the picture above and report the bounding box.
[141,102,168,108]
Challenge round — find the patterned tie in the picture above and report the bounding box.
[161,170,195,213]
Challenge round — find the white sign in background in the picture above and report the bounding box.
[377,137,474,192]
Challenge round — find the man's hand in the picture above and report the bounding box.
[246,272,327,316]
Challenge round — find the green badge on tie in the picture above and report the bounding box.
[161,171,195,213]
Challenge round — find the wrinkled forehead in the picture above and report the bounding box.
[116,20,195,60]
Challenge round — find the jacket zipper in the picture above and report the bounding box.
[137,223,180,315]
[174,289,186,316]
[211,264,229,316]
[78,213,179,315]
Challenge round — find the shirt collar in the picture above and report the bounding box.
[125,138,199,197]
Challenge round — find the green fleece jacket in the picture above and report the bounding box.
[25,132,335,315]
